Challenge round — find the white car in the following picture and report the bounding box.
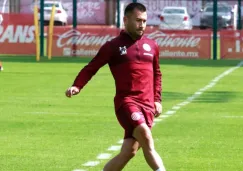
[158,7,193,30]
[36,1,68,26]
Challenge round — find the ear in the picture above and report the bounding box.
[123,16,127,23]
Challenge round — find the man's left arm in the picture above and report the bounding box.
[153,42,162,116]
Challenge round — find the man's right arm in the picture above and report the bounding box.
[66,41,112,97]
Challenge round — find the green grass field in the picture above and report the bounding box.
[0,57,243,171]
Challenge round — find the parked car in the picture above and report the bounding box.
[34,1,68,26]
[199,2,234,29]
[158,6,193,30]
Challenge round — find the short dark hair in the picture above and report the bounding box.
[124,2,146,16]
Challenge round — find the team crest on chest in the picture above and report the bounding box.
[143,43,153,57]
[119,46,127,55]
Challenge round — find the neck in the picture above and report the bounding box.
[124,30,140,40]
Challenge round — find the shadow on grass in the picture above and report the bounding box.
[193,91,237,103]
[163,91,190,101]
[0,56,242,67]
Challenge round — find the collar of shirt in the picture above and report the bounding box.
[120,30,144,41]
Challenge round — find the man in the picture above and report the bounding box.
[65,2,166,171]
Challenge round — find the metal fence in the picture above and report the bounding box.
[1,0,243,59]
[2,0,242,28]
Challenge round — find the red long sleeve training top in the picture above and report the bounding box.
[73,30,162,113]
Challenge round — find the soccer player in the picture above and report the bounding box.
[65,2,166,171]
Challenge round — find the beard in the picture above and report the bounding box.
[130,29,144,39]
[136,29,144,35]
[126,25,145,40]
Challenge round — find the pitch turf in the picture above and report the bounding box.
[0,57,242,171]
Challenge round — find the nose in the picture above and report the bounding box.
[141,21,146,28]
[139,22,145,28]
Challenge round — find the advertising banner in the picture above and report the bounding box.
[220,30,243,59]
[50,26,119,57]
[145,29,211,59]
[0,13,36,55]
[50,26,211,59]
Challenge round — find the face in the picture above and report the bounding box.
[124,9,147,40]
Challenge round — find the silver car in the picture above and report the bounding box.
[200,2,234,29]
[158,6,193,30]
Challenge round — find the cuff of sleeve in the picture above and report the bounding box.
[72,84,81,90]
[154,97,161,103]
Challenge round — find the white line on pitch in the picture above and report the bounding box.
[82,161,100,167]
[154,118,163,122]
[117,139,124,144]
[159,115,170,118]
[172,106,181,110]
[165,110,176,115]
[107,145,121,151]
[195,91,203,95]
[177,101,190,106]
[97,153,112,160]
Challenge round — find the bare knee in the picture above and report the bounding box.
[133,124,154,150]
[120,145,137,159]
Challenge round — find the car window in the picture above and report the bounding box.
[44,3,59,8]
[205,6,230,12]
[163,9,185,14]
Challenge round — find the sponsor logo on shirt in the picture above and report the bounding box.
[131,112,142,121]
[143,52,153,57]
[119,46,127,55]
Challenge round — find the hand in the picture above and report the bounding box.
[154,102,162,117]
[65,86,80,98]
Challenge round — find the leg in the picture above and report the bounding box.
[133,123,166,171]
[103,138,140,171]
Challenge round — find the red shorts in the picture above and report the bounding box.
[116,103,154,139]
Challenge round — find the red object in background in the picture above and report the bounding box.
[159,16,164,21]
[50,26,119,57]
[0,13,36,55]
[220,30,243,59]
[0,13,34,25]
